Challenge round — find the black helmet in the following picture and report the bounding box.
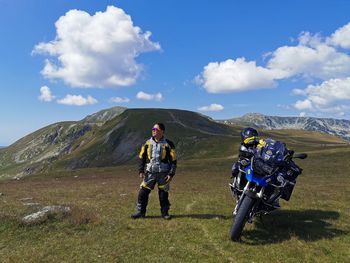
[240,127,259,146]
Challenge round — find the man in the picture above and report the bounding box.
[131,123,177,220]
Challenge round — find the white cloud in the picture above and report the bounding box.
[294,99,313,110]
[33,5,160,88]
[38,86,55,102]
[136,91,163,101]
[195,58,278,93]
[293,77,350,114]
[197,103,224,112]
[292,88,307,96]
[57,94,98,106]
[299,112,306,117]
[329,22,350,48]
[109,96,130,103]
[197,23,350,96]
[267,32,350,80]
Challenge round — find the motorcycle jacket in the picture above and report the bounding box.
[138,136,177,176]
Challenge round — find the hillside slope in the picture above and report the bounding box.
[1,108,348,179]
[0,108,236,178]
[0,107,126,178]
[53,108,237,170]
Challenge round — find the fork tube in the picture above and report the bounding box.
[243,182,250,192]
[257,187,265,198]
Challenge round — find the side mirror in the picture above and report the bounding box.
[293,153,308,159]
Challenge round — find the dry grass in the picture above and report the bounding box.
[0,145,349,262]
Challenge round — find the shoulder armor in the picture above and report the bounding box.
[165,138,175,148]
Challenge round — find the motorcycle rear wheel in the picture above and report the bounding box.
[230,195,255,241]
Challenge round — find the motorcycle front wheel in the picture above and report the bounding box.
[230,195,255,241]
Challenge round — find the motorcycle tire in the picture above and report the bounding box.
[230,195,255,241]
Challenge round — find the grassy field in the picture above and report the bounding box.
[0,144,349,262]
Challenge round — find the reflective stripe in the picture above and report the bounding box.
[139,145,145,158]
[141,181,152,190]
[170,148,177,160]
[158,184,168,189]
[244,136,256,144]
[161,144,167,160]
[146,141,151,160]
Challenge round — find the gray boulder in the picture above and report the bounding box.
[22,205,71,225]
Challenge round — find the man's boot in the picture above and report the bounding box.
[161,211,171,220]
[130,210,145,219]
[131,187,150,219]
[159,189,171,220]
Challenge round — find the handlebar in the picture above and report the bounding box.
[293,153,308,159]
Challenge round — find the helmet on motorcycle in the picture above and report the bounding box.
[240,127,259,146]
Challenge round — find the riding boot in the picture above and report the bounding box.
[158,189,171,220]
[131,187,151,219]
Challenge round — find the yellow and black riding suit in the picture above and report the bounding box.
[138,136,177,178]
[136,136,177,216]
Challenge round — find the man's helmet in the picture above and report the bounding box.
[240,127,259,146]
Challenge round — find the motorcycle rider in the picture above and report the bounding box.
[131,123,177,220]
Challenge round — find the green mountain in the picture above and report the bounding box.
[0,107,347,179]
[0,108,234,178]
[81,106,127,123]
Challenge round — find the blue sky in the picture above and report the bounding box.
[1,0,350,146]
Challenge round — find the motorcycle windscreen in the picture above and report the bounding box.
[260,140,287,165]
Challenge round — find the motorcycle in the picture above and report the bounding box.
[229,139,307,241]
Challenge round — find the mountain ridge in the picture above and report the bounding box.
[0,108,235,178]
[0,108,348,179]
[221,113,350,142]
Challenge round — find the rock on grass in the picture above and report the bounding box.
[22,206,71,225]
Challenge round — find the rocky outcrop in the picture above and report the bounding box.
[82,106,126,124]
[222,113,350,142]
[21,206,71,225]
